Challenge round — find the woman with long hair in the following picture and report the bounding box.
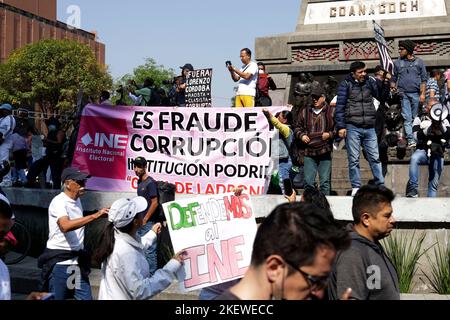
[94,196,184,300]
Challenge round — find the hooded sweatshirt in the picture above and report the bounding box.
[328,225,400,300]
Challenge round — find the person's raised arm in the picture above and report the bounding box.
[57,208,109,233]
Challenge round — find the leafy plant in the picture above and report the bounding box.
[381,230,428,293]
[0,39,112,114]
[422,237,450,294]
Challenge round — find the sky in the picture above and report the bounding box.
[56,0,302,106]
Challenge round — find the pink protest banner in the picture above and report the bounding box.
[73,104,284,194]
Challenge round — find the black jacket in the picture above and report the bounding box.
[335,75,388,130]
[37,248,91,291]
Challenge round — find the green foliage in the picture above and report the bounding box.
[422,238,450,294]
[112,58,175,105]
[381,230,428,293]
[0,39,112,113]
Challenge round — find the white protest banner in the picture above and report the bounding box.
[163,193,257,292]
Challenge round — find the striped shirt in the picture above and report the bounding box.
[426,78,440,101]
[294,104,335,157]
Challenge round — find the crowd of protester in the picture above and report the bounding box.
[0,160,402,300]
[0,40,449,198]
[0,40,449,301]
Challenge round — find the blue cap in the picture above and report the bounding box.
[0,104,12,111]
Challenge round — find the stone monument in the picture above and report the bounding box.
[255,0,450,106]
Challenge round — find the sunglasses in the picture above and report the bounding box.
[73,180,86,186]
[311,95,322,101]
[284,258,330,290]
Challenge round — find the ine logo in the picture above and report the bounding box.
[81,133,128,150]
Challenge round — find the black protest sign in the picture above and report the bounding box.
[185,68,212,108]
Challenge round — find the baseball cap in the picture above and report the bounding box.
[311,86,326,98]
[61,167,91,183]
[133,157,147,168]
[108,197,148,228]
[180,63,194,71]
[0,104,12,111]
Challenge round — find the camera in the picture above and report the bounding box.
[162,79,176,86]
[226,61,232,68]
[116,85,125,95]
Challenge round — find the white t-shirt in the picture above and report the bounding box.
[46,192,84,265]
[0,259,10,300]
[236,61,258,97]
[0,115,16,143]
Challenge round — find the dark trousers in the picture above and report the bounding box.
[27,155,63,189]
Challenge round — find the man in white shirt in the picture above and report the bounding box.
[0,104,16,187]
[228,48,259,108]
[38,167,109,300]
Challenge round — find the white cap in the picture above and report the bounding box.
[108,197,148,228]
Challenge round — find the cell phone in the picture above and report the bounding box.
[41,293,55,300]
[283,179,293,198]
[226,61,232,68]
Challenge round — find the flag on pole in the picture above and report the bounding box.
[373,20,394,75]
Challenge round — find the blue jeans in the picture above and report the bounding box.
[346,124,384,189]
[400,92,420,143]
[278,158,293,195]
[137,221,157,276]
[407,149,444,197]
[48,264,92,300]
[303,153,332,195]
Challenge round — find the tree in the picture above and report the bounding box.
[113,58,175,105]
[0,39,112,114]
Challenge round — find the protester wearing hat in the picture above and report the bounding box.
[294,85,335,195]
[95,197,185,300]
[335,61,388,197]
[406,98,450,198]
[173,63,194,107]
[228,48,259,108]
[391,39,428,148]
[133,156,163,276]
[37,167,109,300]
[0,104,16,188]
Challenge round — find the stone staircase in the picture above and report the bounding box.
[330,149,373,196]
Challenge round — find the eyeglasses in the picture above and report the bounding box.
[74,180,86,186]
[284,258,330,290]
[311,95,322,101]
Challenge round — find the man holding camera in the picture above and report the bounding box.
[128,78,153,106]
[175,63,194,107]
[227,48,259,108]
[406,98,450,198]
